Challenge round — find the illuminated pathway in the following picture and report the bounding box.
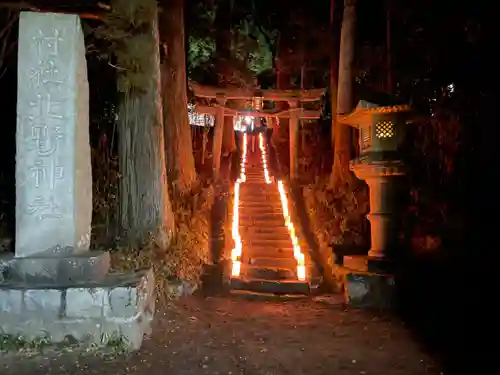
[229,133,310,294]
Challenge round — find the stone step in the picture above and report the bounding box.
[238,199,283,211]
[240,183,278,189]
[239,207,283,216]
[240,186,278,194]
[244,181,271,185]
[0,268,155,351]
[244,172,268,176]
[239,196,281,205]
[239,212,283,221]
[243,172,266,176]
[240,194,281,201]
[249,256,297,270]
[240,195,282,203]
[240,225,289,235]
[241,264,296,280]
[245,173,268,178]
[239,217,285,227]
[240,229,290,241]
[238,205,281,212]
[230,277,310,295]
[244,245,295,258]
[240,182,278,189]
[242,238,292,248]
[241,193,280,200]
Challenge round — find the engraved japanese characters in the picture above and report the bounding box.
[15,12,91,257]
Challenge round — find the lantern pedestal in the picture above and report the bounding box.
[340,159,405,309]
[334,99,412,309]
[351,160,404,259]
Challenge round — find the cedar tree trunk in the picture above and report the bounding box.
[159,0,196,195]
[330,0,356,189]
[114,0,175,247]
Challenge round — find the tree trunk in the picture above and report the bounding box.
[275,56,291,145]
[289,101,300,180]
[159,0,196,195]
[386,0,393,94]
[222,115,236,154]
[212,102,225,179]
[201,129,208,165]
[215,0,231,83]
[330,0,356,189]
[300,66,306,155]
[330,0,339,148]
[114,0,174,247]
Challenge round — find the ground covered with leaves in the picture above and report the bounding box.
[1,294,441,375]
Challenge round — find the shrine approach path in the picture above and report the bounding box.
[2,294,441,375]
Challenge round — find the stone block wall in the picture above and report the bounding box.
[0,268,155,350]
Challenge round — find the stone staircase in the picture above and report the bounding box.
[230,135,310,295]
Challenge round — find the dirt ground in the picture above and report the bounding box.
[1,293,442,375]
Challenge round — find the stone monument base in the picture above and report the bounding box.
[0,250,155,351]
[0,248,110,284]
[334,255,395,309]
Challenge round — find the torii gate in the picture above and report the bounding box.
[189,82,326,179]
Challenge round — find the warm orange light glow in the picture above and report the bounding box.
[231,133,248,277]
[258,133,272,184]
[277,180,307,281]
[230,132,306,282]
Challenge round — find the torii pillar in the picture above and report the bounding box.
[212,96,226,179]
[288,100,300,180]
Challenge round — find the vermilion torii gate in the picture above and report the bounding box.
[189,82,326,179]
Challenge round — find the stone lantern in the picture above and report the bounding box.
[336,100,412,308]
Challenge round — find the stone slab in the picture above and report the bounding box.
[16,11,91,258]
[343,255,395,273]
[249,256,297,269]
[246,245,295,258]
[343,270,395,309]
[0,268,155,351]
[230,276,310,295]
[243,238,292,248]
[241,264,297,281]
[0,249,110,285]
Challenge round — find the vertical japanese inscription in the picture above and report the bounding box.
[24,26,66,221]
[16,12,91,257]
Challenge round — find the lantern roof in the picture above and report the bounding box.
[338,88,412,127]
[338,100,411,127]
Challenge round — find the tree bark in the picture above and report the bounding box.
[386,0,393,94]
[159,0,196,195]
[289,101,300,180]
[214,0,231,83]
[222,115,236,154]
[114,0,174,247]
[275,56,291,145]
[212,102,225,179]
[330,0,356,189]
[201,128,208,165]
[329,0,339,148]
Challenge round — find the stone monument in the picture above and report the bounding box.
[15,8,92,257]
[336,99,412,309]
[0,12,155,351]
